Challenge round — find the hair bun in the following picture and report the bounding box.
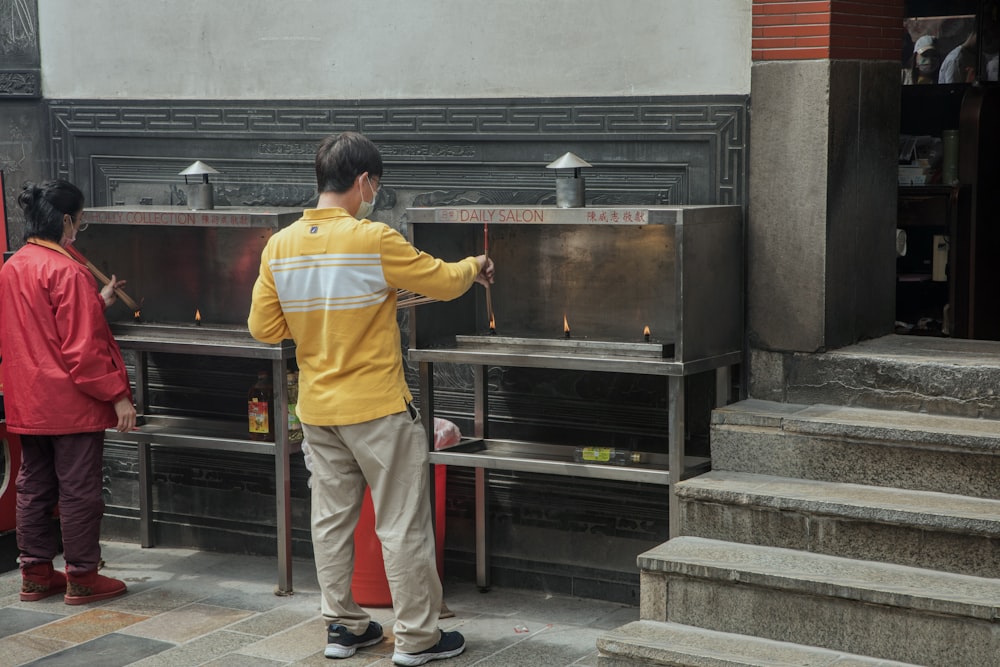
[17,181,40,213]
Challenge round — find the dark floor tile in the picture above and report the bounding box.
[20,632,173,666]
[0,608,64,639]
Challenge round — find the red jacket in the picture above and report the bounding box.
[0,240,131,435]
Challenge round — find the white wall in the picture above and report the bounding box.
[40,0,751,99]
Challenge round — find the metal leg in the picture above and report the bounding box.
[138,439,153,548]
[474,365,490,591]
[668,375,685,539]
[133,351,148,415]
[272,358,293,595]
[420,362,438,532]
[475,467,490,591]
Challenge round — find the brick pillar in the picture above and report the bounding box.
[747,1,904,387]
[752,1,903,62]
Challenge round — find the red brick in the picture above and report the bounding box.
[755,46,832,60]
[797,12,833,25]
[753,36,800,49]
[760,24,830,38]
[757,2,831,16]
[796,35,832,47]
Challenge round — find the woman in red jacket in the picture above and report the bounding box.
[0,180,135,604]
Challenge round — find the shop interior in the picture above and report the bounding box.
[897,0,1000,339]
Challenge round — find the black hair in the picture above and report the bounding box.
[314,131,384,194]
[18,179,84,243]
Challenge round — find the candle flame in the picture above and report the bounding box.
[643,325,650,336]
[195,309,201,322]
[134,310,142,322]
[489,313,496,330]
[563,313,570,333]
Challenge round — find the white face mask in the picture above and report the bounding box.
[355,175,377,219]
[60,214,77,247]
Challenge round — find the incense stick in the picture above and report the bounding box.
[65,244,141,311]
[396,289,438,308]
[483,223,495,330]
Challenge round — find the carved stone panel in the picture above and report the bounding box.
[0,0,40,99]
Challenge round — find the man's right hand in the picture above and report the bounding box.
[474,256,495,287]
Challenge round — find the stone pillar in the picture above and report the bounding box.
[747,1,902,376]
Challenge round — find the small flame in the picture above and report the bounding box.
[195,309,202,324]
[563,313,570,338]
[134,310,142,322]
[489,313,496,332]
[644,325,651,342]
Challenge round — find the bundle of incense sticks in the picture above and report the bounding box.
[65,244,141,311]
[396,289,437,308]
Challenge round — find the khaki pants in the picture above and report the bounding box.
[304,407,442,653]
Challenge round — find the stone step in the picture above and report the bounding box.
[597,620,922,667]
[754,335,1000,419]
[710,399,1000,499]
[675,470,1000,578]
[638,537,1000,667]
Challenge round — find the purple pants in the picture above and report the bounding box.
[16,432,106,575]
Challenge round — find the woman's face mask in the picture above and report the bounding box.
[60,213,78,247]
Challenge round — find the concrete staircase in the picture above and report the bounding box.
[597,335,1000,667]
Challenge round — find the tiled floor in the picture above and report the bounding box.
[0,541,638,666]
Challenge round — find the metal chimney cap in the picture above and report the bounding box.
[545,152,591,170]
[178,160,220,176]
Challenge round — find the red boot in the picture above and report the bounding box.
[21,563,68,601]
[64,570,127,605]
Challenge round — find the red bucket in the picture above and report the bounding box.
[351,464,446,607]
[0,425,21,533]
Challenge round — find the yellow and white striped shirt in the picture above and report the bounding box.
[248,207,479,426]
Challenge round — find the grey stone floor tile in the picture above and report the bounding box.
[444,582,635,627]
[19,632,173,667]
[28,608,149,644]
[103,583,212,616]
[200,655,286,667]
[126,630,259,667]
[0,575,23,598]
[288,650,385,666]
[470,624,606,666]
[120,603,255,643]
[226,605,320,637]
[586,603,641,630]
[237,617,331,662]
[0,632,72,666]
[0,608,64,639]
[197,583,317,613]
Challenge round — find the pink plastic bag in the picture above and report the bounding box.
[433,417,461,450]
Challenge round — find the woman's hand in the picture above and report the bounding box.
[101,274,127,308]
[113,395,137,432]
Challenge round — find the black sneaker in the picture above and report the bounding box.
[325,621,384,659]
[392,630,466,665]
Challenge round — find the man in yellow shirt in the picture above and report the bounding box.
[249,131,493,665]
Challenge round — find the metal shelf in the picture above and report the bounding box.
[410,348,740,376]
[110,332,297,594]
[107,415,298,456]
[430,438,710,485]
[112,323,294,360]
